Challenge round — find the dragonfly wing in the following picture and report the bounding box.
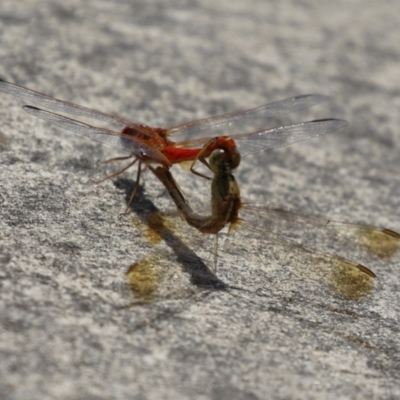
[233,119,348,157]
[236,219,377,300]
[0,79,131,129]
[23,106,171,165]
[168,94,329,137]
[241,205,400,265]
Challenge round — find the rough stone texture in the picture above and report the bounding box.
[1,1,400,399]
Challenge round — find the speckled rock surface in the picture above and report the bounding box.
[1,1,400,399]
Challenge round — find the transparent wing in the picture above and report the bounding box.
[240,205,400,266]
[0,79,131,130]
[235,119,348,157]
[168,94,329,137]
[0,80,339,153]
[177,119,348,156]
[1,80,347,163]
[227,205,399,299]
[235,218,378,300]
[23,106,171,165]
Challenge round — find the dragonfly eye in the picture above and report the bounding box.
[209,149,241,173]
[208,149,223,172]
[229,150,241,170]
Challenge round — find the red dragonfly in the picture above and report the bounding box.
[0,79,348,208]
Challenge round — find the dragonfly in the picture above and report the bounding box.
[0,79,348,210]
[150,147,400,298]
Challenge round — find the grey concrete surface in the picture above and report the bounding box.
[1,1,400,399]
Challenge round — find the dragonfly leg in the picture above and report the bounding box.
[189,157,213,181]
[188,139,216,180]
[103,154,135,164]
[122,161,143,214]
[94,157,138,184]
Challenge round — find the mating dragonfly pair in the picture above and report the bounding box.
[1,79,399,298]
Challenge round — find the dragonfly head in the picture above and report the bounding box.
[209,148,241,174]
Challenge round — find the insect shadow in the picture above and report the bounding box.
[113,177,228,292]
